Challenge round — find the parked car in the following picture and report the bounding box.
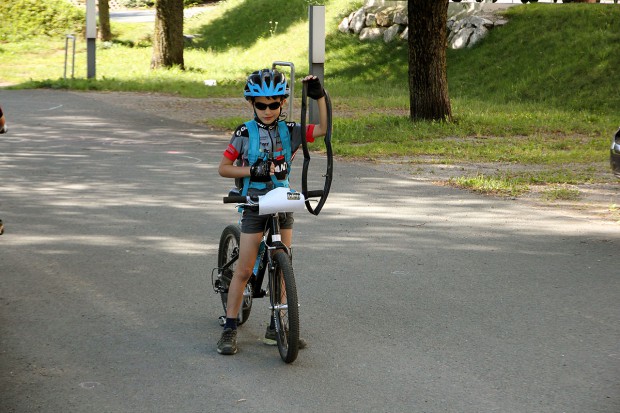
[611,127,620,178]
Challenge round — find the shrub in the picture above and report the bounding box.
[0,0,85,42]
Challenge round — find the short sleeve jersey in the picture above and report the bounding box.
[223,119,316,191]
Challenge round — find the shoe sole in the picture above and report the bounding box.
[217,347,238,355]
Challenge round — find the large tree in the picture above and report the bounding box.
[151,0,184,70]
[98,0,112,42]
[407,0,452,121]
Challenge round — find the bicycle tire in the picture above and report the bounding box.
[217,224,252,325]
[271,251,300,363]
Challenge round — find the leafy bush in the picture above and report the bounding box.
[0,0,85,42]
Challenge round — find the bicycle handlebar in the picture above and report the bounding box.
[223,190,324,205]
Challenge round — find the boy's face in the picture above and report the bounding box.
[251,96,285,125]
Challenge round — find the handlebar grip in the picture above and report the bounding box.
[305,190,324,198]
[223,195,249,204]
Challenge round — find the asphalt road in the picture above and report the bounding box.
[0,90,618,412]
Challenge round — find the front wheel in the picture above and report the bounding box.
[270,251,300,363]
[217,224,252,325]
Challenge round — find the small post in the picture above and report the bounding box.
[64,35,76,79]
[86,0,96,79]
[308,5,325,124]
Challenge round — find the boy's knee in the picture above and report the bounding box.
[235,267,253,282]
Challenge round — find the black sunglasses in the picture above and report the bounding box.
[254,101,282,111]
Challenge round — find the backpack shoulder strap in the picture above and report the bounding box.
[241,120,261,195]
[244,120,261,165]
[277,121,292,163]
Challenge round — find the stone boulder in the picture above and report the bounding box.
[383,24,401,43]
[359,27,386,42]
[339,3,509,48]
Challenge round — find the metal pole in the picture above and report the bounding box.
[86,0,96,79]
[272,61,295,119]
[64,35,76,79]
[308,5,326,124]
[71,35,76,78]
[64,36,69,79]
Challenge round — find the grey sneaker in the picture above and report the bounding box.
[217,328,238,355]
[264,325,307,349]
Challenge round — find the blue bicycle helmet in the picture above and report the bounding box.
[244,69,288,99]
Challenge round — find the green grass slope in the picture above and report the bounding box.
[447,4,620,114]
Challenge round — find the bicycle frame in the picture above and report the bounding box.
[215,188,316,363]
[213,211,290,302]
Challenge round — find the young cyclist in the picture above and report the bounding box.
[217,69,328,355]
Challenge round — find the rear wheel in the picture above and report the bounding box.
[270,251,299,363]
[217,224,252,325]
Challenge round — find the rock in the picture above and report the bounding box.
[383,24,401,43]
[375,8,394,27]
[351,8,367,34]
[344,2,508,48]
[399,26,408,40]
[449,27,475,50]
[338,16,350,33]
[393,10,408,25]
[452,18,468,33]
[365,13,377,27]
[359,27,385,41]
[468,26,489,47]
[468,16,494,29]
[447,17,456,33]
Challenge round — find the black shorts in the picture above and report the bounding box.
[240,210,294,234]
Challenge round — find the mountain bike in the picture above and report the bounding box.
[212,188,323,363]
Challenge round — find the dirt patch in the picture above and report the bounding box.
[79,90,620,224]
[367,157,619,223]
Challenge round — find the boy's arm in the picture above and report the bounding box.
[218,156,249,179]
[302,76,329,139]
[311,96,328,138]
[218,156,273,181]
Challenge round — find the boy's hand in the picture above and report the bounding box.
[304,76,324,100]
[250,158,272,182]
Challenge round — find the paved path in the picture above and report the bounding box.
[0,90,618,412]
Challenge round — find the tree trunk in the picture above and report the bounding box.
[151,0,184,70]
[98,0,112,41]
[407,0,452,121]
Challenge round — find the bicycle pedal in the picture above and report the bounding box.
[218,315,226,326]
[214,282,228,294]
[211,267,230,293]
